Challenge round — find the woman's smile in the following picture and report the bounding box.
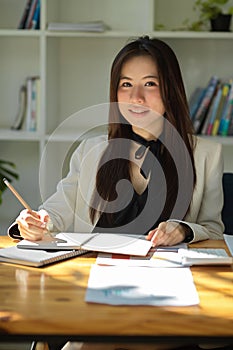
[128,105,150,116]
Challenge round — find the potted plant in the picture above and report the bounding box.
[0,159,19,204]
[192,0,233,31]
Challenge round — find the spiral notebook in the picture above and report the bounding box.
[0,245,88,267]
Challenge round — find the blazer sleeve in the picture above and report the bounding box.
[39,141,87,232]
[178,137,224,242]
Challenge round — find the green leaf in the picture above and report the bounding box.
[0,159,19,203]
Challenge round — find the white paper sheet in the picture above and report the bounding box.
[85,265,199,306]
[96,244,187,268]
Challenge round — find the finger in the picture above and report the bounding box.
[146,228,158,240]
[151,230,167,246]
[21,208,42,221]
[149,229,163,247]
[18,210,47,229]
[20,231,43,241]
[38,209,50,224]
[149,222,174,246]
[16,215,46,232]
[147,222,167,246]
[17,222,46,241]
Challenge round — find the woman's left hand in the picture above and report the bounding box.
[146,221,186,246]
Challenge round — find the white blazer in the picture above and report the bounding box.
[39,134,224,243]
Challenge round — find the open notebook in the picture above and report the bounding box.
[17,232,153,256]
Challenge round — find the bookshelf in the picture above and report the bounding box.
[0,0,233,229]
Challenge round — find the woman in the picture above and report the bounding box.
[9,36,224,247]
[8,36,225,350]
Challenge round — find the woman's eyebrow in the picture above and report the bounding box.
[119,75,132,80]
[142,74,159,80]
[119,74,159,80]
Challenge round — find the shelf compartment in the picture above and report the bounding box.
[0,36,40,130]
[46,0,154,32]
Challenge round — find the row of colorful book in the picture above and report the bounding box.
[189,76,233,136]
[18,0,40,30]
[11,76,41,132]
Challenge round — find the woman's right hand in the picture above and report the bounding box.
[16,209,50,241]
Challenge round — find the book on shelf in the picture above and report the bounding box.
[31,0,40,29]
[47,20,110,32]
[192,76,219,134]
[218,81,233,136]
[11,85,27,130]
[25,77,32,131]
[205,83,223,135]
[211,82,230,136]
[200,82,220,135]
[35,77,41,130]
[18,0,40,30]
[25,76,40,132]
[18,0,33,29]
[189,87,206,121]
[12,76,41,132]
[226,105,233,136]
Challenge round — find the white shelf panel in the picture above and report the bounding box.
[152,31,233,39]
[1,29,233,40]
[0,129,43,141]
[44,30,233,39]
[0,29,41,37]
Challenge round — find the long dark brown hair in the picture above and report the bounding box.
[89,36,196,225]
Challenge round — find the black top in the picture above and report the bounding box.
[94,132,165,235]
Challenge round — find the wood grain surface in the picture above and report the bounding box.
[0,236,232,343]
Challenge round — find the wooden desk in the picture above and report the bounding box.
[0,236,232,345]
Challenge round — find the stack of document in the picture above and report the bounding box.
[96,245,186,268]
[47,21,110,32]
